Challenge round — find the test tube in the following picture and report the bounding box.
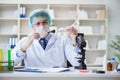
[8,50,12,71]
[0,49,3,71]
[0,49,3,65]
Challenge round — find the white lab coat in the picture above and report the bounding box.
[11,33,79,67]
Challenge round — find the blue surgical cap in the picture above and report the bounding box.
[29,9,52,28]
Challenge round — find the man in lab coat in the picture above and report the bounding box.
[12,9,80,67]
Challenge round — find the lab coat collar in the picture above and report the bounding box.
[38,33,52,42]
[33,33,57,51]
[45,33,57,50]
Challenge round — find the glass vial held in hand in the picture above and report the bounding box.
[66,21,79,39]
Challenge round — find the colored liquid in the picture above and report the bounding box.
[0,66,13,72]
[107,62,113,71]
[8,50,12,71]
[0,61,14,72]
[0,49,3,71]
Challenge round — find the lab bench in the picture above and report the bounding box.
[0,69,120,80]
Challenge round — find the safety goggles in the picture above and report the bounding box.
[33,20,48,26]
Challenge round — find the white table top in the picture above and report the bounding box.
[0,69,120,78]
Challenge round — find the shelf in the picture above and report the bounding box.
[19,18,76,21]
[0,18,18,21]
[79,3,106,6]
[0,0,18,4]
[0,3,18,5]
[19,4,47,18]
[50,4,77,7]
[20,33,29,35]
[87,64,103,67]
[84,34,106,36]
[20,3,48,5]
[0,4,18,19]
[52,18,76,21]
[20,18,28,20]
[79,19,106,21]
[86,49,106,52]
[0,33,17,36]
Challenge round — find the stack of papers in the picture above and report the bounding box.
[14,67,70,73]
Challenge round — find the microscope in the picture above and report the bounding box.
[74,33,87,69]
[66,33,87,69]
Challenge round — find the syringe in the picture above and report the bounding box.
[71,21,79,27]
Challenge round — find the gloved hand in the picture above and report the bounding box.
[20,32,40,52]
[66,27,78,46]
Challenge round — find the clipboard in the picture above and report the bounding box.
[14,67,70,73]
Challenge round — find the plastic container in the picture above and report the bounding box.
[111,58,118,71]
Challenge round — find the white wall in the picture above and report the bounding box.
[106,0,120,58]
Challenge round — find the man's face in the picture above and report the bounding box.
[33,17,49,28]
[32,17,50,38]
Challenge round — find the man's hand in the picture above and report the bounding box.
[66,27,78,46]
[21,32,40,52]
[28,33,40,41]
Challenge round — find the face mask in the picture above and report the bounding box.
[36,26,49,38]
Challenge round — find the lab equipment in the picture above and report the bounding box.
[97,40,107,49]
[0,48,14,72]
[0,61,14,72]
[48,9,55,19]
[77,26,93,35]
[96,70,105,74]
[8,50,12,71]
[70,21,87,69]
[65,21,87,69]
[9,37,14,49]
[111,58,118,71]
[107,60,113,71]
[20,6,26,18]
[116,64,120,72]
[78,9,88,19]
[75,33,87,69]
[9,37,17,49]
[0,49,3,67]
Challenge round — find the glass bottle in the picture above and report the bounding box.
[107,60,113,71]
